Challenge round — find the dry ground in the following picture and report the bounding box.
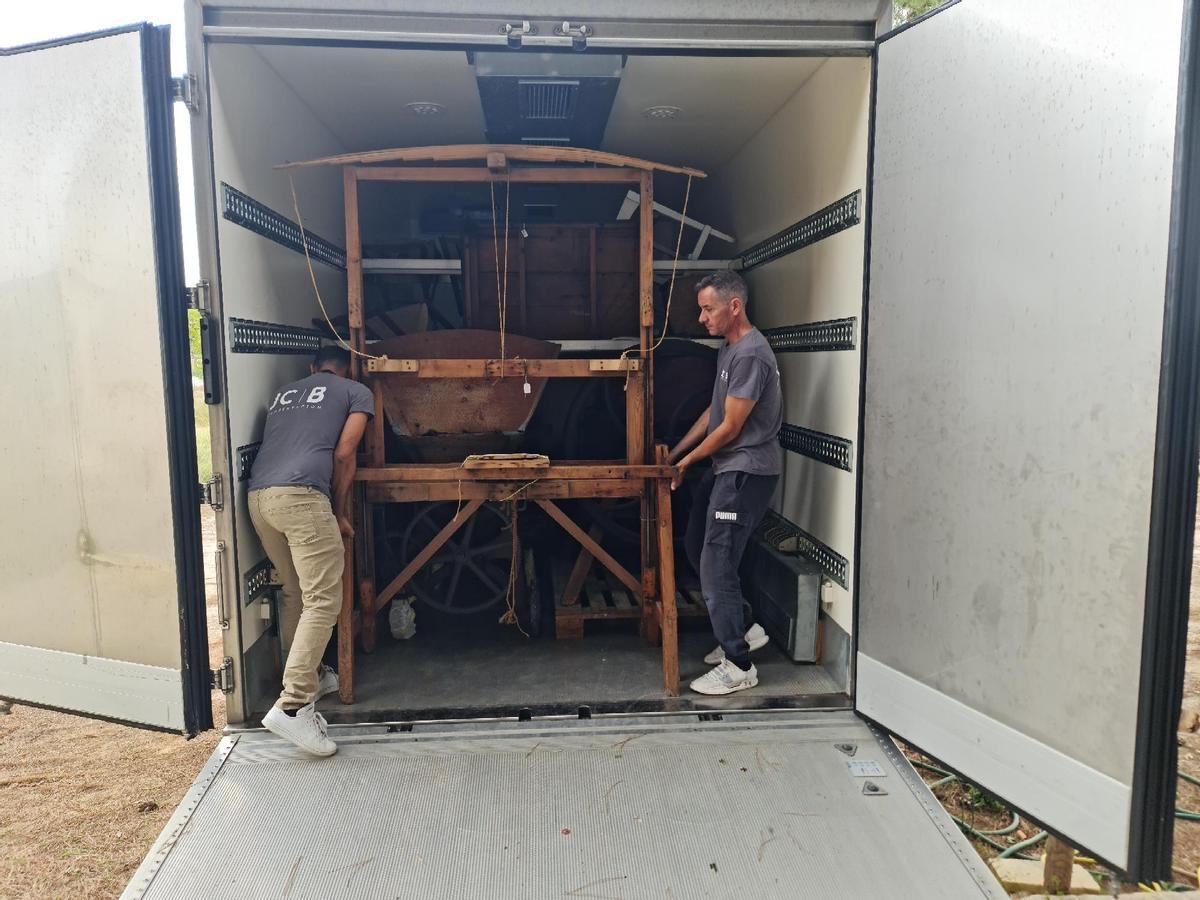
[4,507,1200,897]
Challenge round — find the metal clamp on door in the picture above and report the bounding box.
[501,20,533,47]
[215,540,230,631]
[554,20,591,50]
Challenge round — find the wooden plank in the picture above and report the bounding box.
[337,524,355,705]
[370,381,385,467]
[350,166,646,184]
[278,145,707,178]
[656,445,680,696]
[356,463,671,482]
[364,358,640,377]
[344,167,364,381]
[366,479,645,503]
[374,499,484,608]
[626,370,645,466]
[359,577,377,655]
[562,525,604,607]
[536,499,643,597]
[601,568,637,611]
[639,172,655,334]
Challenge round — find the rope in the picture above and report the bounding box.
[489,176,512,370]
[288,173,381,360]
[498,499,530,636]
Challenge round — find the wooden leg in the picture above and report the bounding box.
[337,536,355,704]
[359,578,377,654]
[655,450,679,696]
[640,564,660,645]
[1043,837,1075,894]
[556,616,585,640]
[562,525,603,607]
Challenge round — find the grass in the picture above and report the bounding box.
[194,389,212,485]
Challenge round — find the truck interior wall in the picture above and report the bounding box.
[701,57,872,684]
[207,42,349,721]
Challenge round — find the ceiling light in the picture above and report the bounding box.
[405,101,446,116]
[642,105,682,120]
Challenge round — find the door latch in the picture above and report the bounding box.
[554,20,591,50]
[200,474,224,511]
[173,74,199,114]
[500,20,534,47]
[209,657,234,694]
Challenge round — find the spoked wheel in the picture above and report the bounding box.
[400,502,513,615]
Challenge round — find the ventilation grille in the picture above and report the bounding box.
[221,183,346,271]
[236,442,261,481]
[519,80,579,120]
[757,510,848,588]
[779,423,854,471]
[243,557,276,604]
[229,318,322,355]
[764,318,857,353]
[741,191,861,271]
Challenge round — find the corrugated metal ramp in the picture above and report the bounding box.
[124,711,1004,899]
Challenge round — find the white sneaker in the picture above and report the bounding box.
[262,703,337,757]
[690,660,759,696]
[316,664,339,701]
[704,623,769,665]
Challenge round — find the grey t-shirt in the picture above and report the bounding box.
[248,372,375,497]
[708,329,783,476]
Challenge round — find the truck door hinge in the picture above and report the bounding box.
[210,657,234,694]
[500,20,534,47]
[554,20,591,50]
[200,474,224,511]
[173,74,199,114]
[185,280,211,316]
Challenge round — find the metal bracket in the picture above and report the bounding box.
[172,74,199,114]
[862,780,888,797]
[200,474,224,511]
[209,657,234,693]
[501,19,534,47]
[554,20,591,50]
[185,280,211,316]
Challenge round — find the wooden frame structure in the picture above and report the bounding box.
[279,146,703,704]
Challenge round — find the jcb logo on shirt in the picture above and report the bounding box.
[269,386,326,410]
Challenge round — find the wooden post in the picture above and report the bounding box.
[344,167,364,377]
[369,381,385,467]
[518,233,527,333]
[1042,837,1075,894]
[625,370,645,466]
[337,505,355,704]
[655,445,679,695]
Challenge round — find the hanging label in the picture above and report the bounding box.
[847,760,886,777]
[523,381,532,395]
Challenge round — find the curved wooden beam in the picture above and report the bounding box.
[276,143,706,179]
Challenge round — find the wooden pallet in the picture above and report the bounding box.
[552,562,708,639]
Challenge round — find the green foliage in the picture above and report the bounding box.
[963,783,1007,814]
[894,0,950,26]
[187,309,203,380]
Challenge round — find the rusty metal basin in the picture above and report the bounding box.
[367,329,560,436]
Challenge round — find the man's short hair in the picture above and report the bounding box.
[313,345,351,373]
[695,270,749,306]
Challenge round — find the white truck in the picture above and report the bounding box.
[2,0,1197,895]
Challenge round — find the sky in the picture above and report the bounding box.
[5,1,201,280]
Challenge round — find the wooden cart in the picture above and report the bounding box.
[279,145,705,703]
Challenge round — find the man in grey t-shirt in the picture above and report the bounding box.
[249,346,374,756]
[667,271,782,696]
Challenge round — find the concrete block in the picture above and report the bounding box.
[987,857,1103,895]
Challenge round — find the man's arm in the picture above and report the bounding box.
[331,412,369,538]
[671,395,756,490]
[667,405,711,464]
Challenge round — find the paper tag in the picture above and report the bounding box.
[523,381,532,395]
[847,760,885,777]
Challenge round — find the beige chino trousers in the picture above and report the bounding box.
[247,486,343,710]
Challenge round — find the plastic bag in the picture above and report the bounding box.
[389,596,417,640]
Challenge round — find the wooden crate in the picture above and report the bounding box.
[552,561,707,639]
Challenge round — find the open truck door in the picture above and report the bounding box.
[0,25,211,735]
[857,0,1200,880]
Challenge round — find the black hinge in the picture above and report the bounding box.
[172,74,198,114]
[200,474,224,511]
[209,657,234,694]
[185,280,210,315]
